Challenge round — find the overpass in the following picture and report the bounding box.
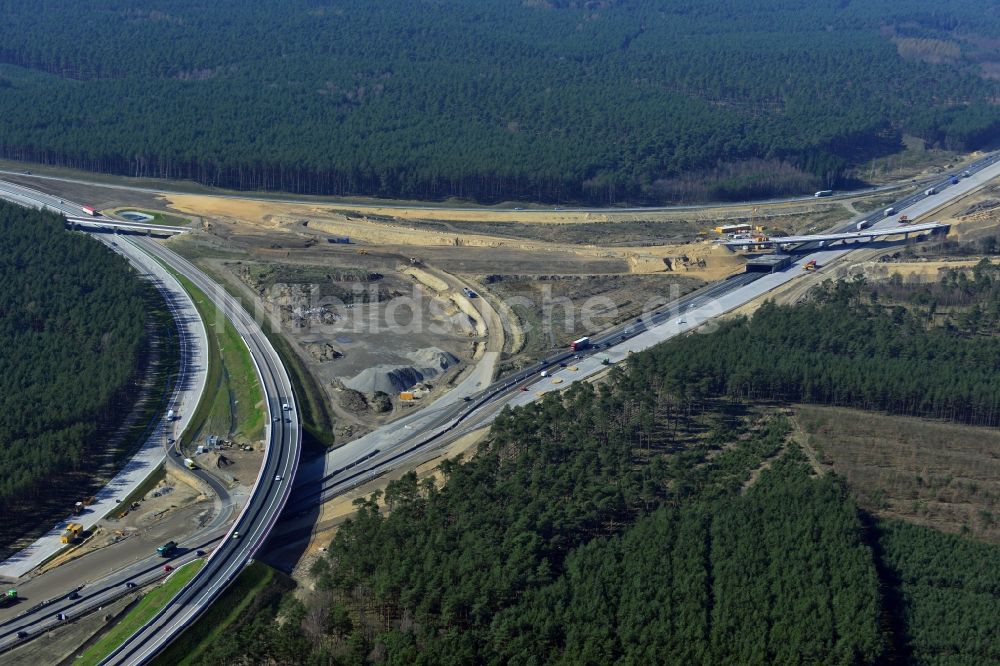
[66,216,189,236]
[721,221,950,249]
[0,179,189,235]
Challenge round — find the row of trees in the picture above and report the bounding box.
[0,0,997,203]
[0,202,149,540]
[625,275,1000,426]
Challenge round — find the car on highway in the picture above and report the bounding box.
[232,531,240,540]
[282,403,291,411]
[125,581,137,589]
[16,630,28,639]
[68,591,80,600]
[196,549,206,556]
[163,565,173,572]
[273,416,280,422]
[463,396,472,402]
[275,474,282,482]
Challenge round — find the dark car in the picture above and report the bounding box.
[463,396,472,402]
[196,549,206,557]
[16,630,28,639]
[68,591,80,600]
[126,581,137,589]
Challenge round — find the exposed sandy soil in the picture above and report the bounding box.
[162,192,745,279]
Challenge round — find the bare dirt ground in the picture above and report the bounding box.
[795,404,1000,543]
[169,227,494,441]
[38,470,215,575]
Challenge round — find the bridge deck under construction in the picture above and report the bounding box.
[722,221,949,248]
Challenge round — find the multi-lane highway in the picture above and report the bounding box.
[0,149,997,662]
[98,237,301,666]
[0,188,301,663]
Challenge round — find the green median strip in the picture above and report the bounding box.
[76,559,205,666]
[152,256,265,448]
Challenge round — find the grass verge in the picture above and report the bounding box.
[161,264,265,447]
[149,561,292,666]
[75,559,205,666]
[112,208,191,227]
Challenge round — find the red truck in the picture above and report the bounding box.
[571,337,591,352]
[81,206,98,216]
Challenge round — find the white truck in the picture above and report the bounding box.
[884,207,896,217]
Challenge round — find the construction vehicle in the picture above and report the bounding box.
[61,523,83,544]
[157,540,178,557]
[803,260,818,271]
[355,248,368,255]
[898,215,912,225]
[1,588,17,607]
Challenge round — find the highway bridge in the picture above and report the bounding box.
[0,179,189,235]
[721,221,949,249]
[66,216,189,236]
